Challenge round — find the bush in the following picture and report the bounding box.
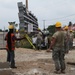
[20,39,32,48]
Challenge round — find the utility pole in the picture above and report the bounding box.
[26,0,28,10]
[43,20,45,31]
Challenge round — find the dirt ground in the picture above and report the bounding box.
[0,48,75,75]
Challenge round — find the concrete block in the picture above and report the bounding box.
[0,62,10,69]
[0,68,12,75]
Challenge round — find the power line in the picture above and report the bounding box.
[39,14,75,22]
[46,14,75,21]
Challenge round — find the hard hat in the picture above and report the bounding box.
[70,30,73,32]
[16,30,18,32]
[38,32,42,35]
[55,22,62,27]
[64,26,68,30]
[8,25,14,29]
[38,28,41,31]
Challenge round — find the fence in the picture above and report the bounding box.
[0,32,7,49]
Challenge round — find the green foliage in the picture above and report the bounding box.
[47,25,55,36]
[5,29,8,32]
[0,29,2,32]
[20,39,32,48]
[18,28,33,49]
[73,31,75,38]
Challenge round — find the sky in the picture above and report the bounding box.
[0,0,75,30]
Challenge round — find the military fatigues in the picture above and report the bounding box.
[64,31,70,53]
[52,31,66,71]
[69,32,74,50]
[15,32,20,48]
[36,32,43,50]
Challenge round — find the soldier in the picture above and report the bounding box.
[47,22,66,74]
[64,26,70,53]
[15,29,20,48]
[69,30,74,50]
[36,32,43,50]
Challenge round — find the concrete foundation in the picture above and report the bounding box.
[0,62,10,68]
[0,62,14,75]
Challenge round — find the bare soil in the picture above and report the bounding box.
[0,48,75,75]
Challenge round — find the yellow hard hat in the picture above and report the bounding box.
[64,26,68,30]
[16,30,18,32]
[8,25,14,29]
[38,28,41,30]
[70,30,73,32]
[55,22,61,27]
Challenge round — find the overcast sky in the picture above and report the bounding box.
[0,0,75,30]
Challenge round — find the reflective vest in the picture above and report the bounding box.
[5,33,16,50]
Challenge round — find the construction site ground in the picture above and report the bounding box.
[0,48,75,75]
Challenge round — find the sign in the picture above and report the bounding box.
[28,23,33,33]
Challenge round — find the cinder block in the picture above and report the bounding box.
[0,68,12,75]
[0,62,10,68]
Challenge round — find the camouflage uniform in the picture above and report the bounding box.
[36,32,43,50]
[64,30,70,53]
[69,32,74,50]
[52,31,66,71]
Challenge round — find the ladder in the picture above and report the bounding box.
[25,34,36,49]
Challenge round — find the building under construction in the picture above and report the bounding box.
[17,0,38,33]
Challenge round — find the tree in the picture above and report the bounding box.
[47,25,55,36]
[0,29,2,32]
[68,21,72,26]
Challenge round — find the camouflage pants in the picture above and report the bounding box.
[69,40,73,50]
[52,47,66,71]
[36,38,42,50]
[64,41,69,53]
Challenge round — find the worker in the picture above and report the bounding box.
[5,25,24,68]
[47,22,66,74]
[44,34,48,49]
[69,30,74,50]
[36,31,43,50]
[32,34,37,48]
[64,26,70,53]
[15,29,20,48]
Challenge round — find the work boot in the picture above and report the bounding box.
[61,70,65,74]
[54,70,61,74]
[11,66,17,69]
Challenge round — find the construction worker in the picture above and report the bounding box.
[36,28,43,50]
[32,34,37,48]
[69,30,74,50]
[47,22,66,74]
[5,25,24,68]
[15,29,20,48]
[36,31,43,50]
[64,26,70,53]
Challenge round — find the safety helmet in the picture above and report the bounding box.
[38,32,42,35]
[8,25,14,29]
[16,30,18,32]
[70,30,73,32]
[64,26,68,30]
[55,22,62,27]
[38,28,41,31]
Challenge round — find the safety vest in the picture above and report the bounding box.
[6,33,15,50]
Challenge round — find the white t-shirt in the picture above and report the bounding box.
[32,37,37,44]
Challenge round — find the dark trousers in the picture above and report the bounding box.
[7,50,15,67]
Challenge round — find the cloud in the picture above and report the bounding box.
[0,0,75,29]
